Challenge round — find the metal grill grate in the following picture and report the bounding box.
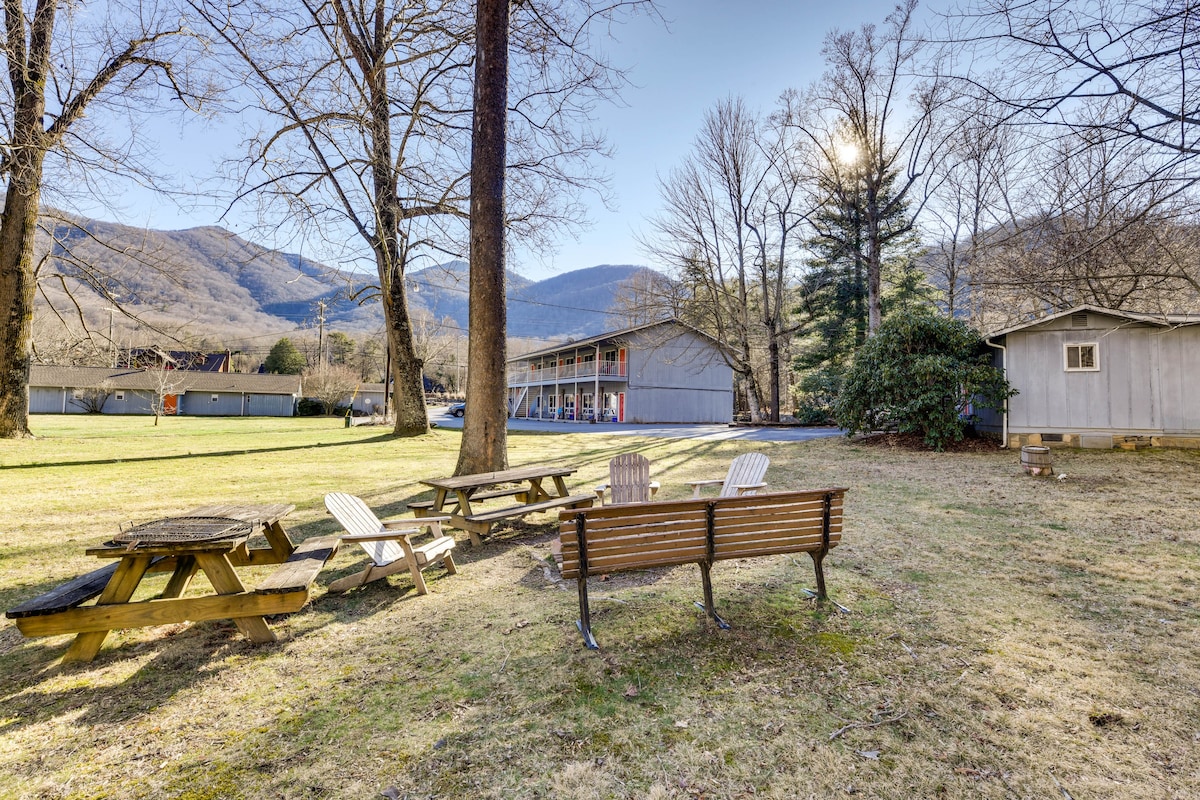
[111,516,253,546]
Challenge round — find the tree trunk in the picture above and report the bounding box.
[455,0,509,474]
[866,184,883,333]
[0,44,49,438]
[766,334,780,422]
[384,273,430,437]
[0,174,40,438]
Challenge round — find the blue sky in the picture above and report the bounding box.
[95,0,911,282]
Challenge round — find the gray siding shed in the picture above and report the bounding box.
[985,306,1200,447]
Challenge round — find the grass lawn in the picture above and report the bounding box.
[2,416,1199,799]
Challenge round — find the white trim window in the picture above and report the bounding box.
[1064,343,1099,372]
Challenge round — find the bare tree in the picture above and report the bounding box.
[303,365,361,416]
[192,0,473,438]
[972,125,1200,317]
[68,380,115,414]
[144,365,186,426]
[950,0,1200,172]
[642,97,813,422]
[921,96,1021,323]
[0,1,200,438]
[193,0,655,442]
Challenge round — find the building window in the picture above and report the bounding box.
[1064,343,1099,372]
[211,394,220,402]
[114,391,125,401]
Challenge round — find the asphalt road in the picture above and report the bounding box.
[431,407,842,443]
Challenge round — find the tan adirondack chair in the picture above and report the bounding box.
[595,453,660,505]
[687,452,769,498]
[324,492,457,594]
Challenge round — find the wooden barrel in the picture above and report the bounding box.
[1021,445,1053,476]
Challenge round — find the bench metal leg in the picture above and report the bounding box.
[576,576,599,649]
[695,562,730,630]
[801,550,850,613]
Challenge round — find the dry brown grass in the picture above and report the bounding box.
[1,417,1199,799]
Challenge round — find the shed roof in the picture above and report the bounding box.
[986,304,1200,339]
[31,365,302,395]
[508,319,727,362]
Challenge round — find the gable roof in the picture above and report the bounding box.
[986,304,1200,339]
[508,319,727,362]
[30,365,301,395]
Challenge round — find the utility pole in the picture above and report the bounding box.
[316,300,327,369]
[107,308,117,367]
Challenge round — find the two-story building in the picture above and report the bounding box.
[506,320,733,424]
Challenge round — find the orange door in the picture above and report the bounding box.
[618,348,627,376]
[163,394,178,415]
[618,392,625,422]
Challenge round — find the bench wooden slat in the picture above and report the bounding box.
[464,493,593,524]
[561,545,709,577]
[255,536,340,595]
[409,486,529,513]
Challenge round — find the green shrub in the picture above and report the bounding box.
[833,308,1014,450]
[793,367,842,425]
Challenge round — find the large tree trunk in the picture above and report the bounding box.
[455,0,509,474]
[381,259,430,437]
[0,171,40,438]
[0,17,50,439]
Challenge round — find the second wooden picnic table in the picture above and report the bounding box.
[5,503,339,663]
[414,465,594,546]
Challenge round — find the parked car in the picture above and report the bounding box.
[448,402,465,417]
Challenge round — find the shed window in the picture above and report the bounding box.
[114,391,125,401]
[211,394,220,402]
[1064,343,1099,371]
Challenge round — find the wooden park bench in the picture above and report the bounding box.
[559,488,846,649]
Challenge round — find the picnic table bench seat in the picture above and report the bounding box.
[255,536,341,595]
[5,560,157,619]
[464,493,595,526]
[559,488,846,649]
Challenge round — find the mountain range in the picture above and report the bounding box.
[36,216,662,348]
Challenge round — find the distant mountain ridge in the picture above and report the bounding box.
[36,215,663,345]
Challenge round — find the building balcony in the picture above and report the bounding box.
[507,361,627,386]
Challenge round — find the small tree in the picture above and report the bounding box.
[834,309,1013,450]
[68,381,115,414]
[145,367,186,427]
[264,338,307,375]
[303,366,361,416]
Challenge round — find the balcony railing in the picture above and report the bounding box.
[508,361,626,384]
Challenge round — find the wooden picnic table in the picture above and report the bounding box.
[5,503,338,663]
[415,465,594,546]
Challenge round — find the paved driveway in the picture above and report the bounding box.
[431,408,841,443]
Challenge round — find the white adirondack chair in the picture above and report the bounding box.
[687,452,769,498]
[324,493,457,594]
[595,453,660,505]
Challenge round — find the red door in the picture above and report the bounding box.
[617,392,625,422]
[163,394,178,415]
